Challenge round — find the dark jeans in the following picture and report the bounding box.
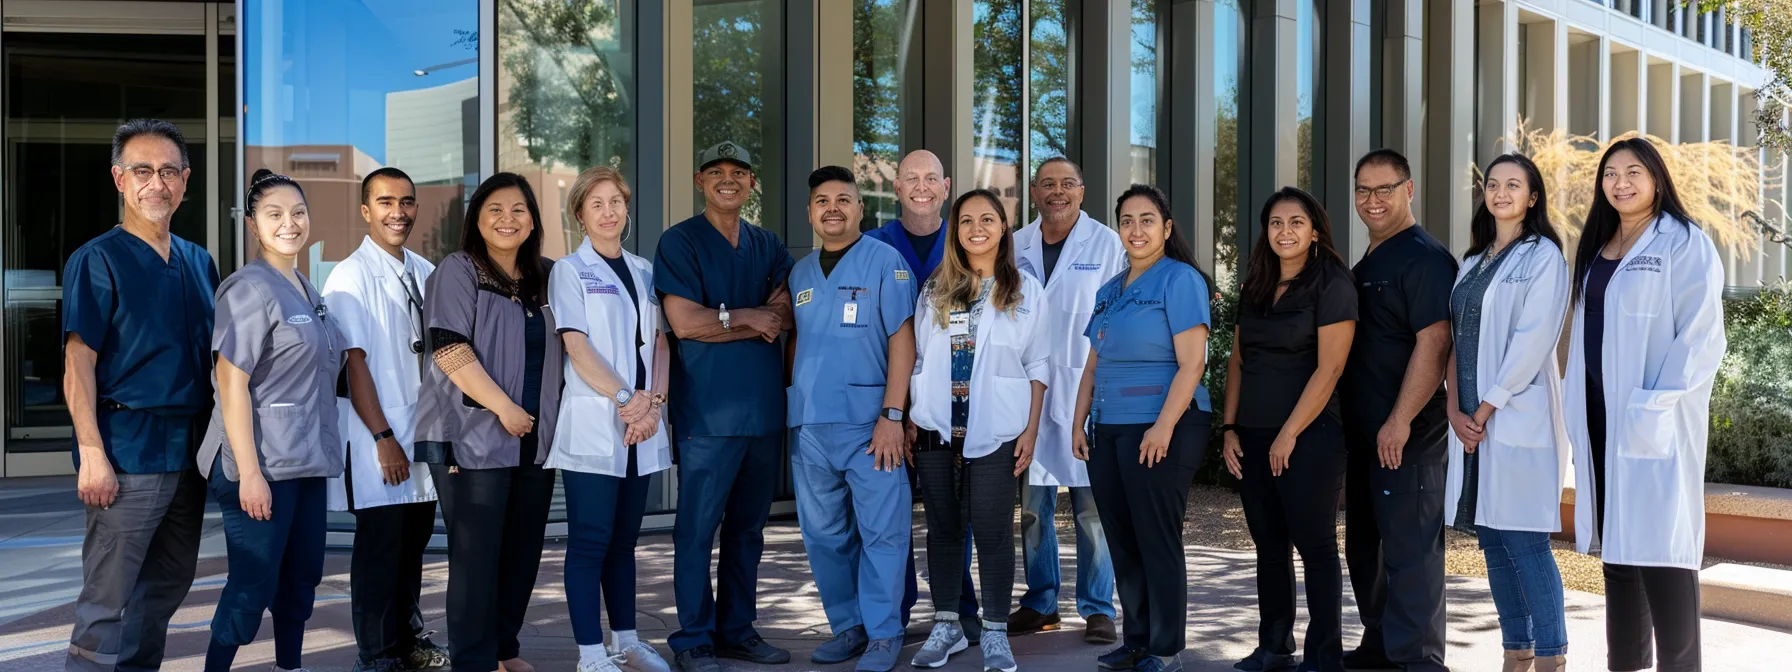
[1344,430,1448,672]
[430,460,557,672]
[1238,417,1347,671]
[668,435,781,653]
[206,462,328,669]
[1086,409,1209,657]
[350,500,437,664]
[563,451,652,646]
[1605,563,1701,671]
[66,469,206,672]
[914,435,1016,623]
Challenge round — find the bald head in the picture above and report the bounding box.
[895,150,951,221]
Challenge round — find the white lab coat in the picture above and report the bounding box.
[544,239,673,477]
[1013,210,1127,487]
[1565,214,1726,570]
[1442,236,1572,533]
[322,237,438,511]
[911,273,1053,458]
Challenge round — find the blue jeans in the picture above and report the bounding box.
[1018,485,1116,618]
[205,461,327,669]
[792,424,911,640]
[1476,526,1567,656]
[669,435,781,653]
[563,451,652,646]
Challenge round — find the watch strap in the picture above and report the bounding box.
[371,428,395,442]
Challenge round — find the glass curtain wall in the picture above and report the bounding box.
[1296,0,1321,192]
[853,0,911,231]
[692,0,785,230]
[974,1,1025,222]
[1130,0,1159,186]
[1029,0,1071,224]
[1213,0,1245,285]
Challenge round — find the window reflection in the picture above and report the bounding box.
[1130,0,1159,186]
[1296,0,1321,193]
[1030,0,1071,224]
[1214,0,1244,284]
[693,0,784,230]
[974,0,1024,222]
[854,0,911,231]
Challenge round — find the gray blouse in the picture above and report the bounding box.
[198,259,345,482]
[413,252,565,469]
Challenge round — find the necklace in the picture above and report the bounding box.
[1606,221,1647,259]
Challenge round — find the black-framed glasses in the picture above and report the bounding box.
[1354,179,1408,201]
[126,166,184,183]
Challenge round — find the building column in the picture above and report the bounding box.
[1477,0,1519,166]
[1238,0,1298,258]
[1681,69,1710,145]
[1322,0,1373,261]
[1383,0,1423,169]
[1597,35,1612,141]
[1168,0,1219,271]
[816,1,853,170]
[1074,0,1134,221]
[1424,0,1473,251]
[922,0,974,195]
[637,0,690,260]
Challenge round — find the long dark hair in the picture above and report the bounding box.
[1113,184,1211,286]
[462,172,548,304]
[1572,137,1695,299]
[1468,153,1562,258]
[928,189,1025,328]
[1242,187,1348,314]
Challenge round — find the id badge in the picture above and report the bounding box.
[843,302,859,324]
[948,311,969,336]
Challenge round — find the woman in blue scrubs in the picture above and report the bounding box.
[199,169,344,672]
[1073,185,1214,672]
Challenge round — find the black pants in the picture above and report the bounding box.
[1606,563,1701,671]
[914,435,1016,622]
[1086,410,1208,657]
[1238,417,1346,671]
[1343,430,1447,672]
[429,461,556,672]
[349,500,437,664]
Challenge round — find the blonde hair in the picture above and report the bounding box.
[927,189,1024,329]
[565,165,632,233]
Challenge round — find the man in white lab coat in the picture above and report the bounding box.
[322,167,449,672]
[1008,157,1126,644]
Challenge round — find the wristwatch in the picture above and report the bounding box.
[371,428,395,442]
[1219,423,1239,435]
[614,388,634,406]
[719,303,731,331]
[882,407,906,422]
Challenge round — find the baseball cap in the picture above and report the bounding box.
[697,141,754,172]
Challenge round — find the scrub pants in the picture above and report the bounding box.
[791,423,912,640]
[349,499,438,665]
[1237,417,1347,671]
[66,468,206,672]
[1343,429,1448,672]
[1475,527,1568,658]
[1018,484,1116,619]
[205,461,328,672]
[1604,563,1701,671]
[429,457,556,672]
[1085,410,1209,657]
[563,450,652,647]
[669,434,782,653]
[914,435,1016,624]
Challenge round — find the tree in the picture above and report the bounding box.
[497,0,632,171]
[1697,0,1792,154]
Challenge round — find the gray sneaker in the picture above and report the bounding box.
[980,629,1016,672]
[613,642,672,672]
[856,636,904,672]
[910,621,968,668]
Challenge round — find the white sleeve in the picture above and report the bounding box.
[548,261,590,335]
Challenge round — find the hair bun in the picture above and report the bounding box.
[251,168,275,183]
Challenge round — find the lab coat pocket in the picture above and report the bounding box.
[1621,387,1677,460]
[987,346,1034,439]
[557,396,619,459]
[256,404,321,472]
[1489,384,1553,449]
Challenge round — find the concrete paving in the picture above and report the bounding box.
[0,476,1787,671]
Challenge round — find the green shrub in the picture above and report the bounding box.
[1196,286,1240,487]
[1707,282,1792,488]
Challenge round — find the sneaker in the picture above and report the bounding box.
[613,642,673,672]
[979,630,1016,672]
[812,625,870,664]
[1133,655,1183,672]
[1005,607,1061,634]
[1084,614,1118,645]
[406,633,451,670]
[1097,644,1147,670]
[856,636,903,672]
[715,635,791,665]
[577,658,625,672]
[352,660,405,672]
[1233,649,1297,672]
[673,646,722,672]
[911,621,968,668]
[962,616,983,645]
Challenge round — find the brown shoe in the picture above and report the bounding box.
[1501,649,1535,672]
[1006,607,1062,634]
[1084,614,1118,644]
[1533,654,1565,672]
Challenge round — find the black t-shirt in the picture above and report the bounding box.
[1041,238,1067,284]
[600,251,648,390]
[1341,224,1458,456]
[1235,261,1358,429]
[819,237,860,278]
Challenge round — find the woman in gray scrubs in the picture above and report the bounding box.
[414,172,565,672]
[199,169,345,672]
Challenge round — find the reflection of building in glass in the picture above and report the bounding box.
[386,77,476,262]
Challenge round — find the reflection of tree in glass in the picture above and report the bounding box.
[499,0,632,171]
[694,1,770,225]
[1215,85,1240,285]
[1029,0,1069,175]
[974,0,1023,219]
[854,0,903,228]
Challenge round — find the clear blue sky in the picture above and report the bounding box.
[243,0,477,162]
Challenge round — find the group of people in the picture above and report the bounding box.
[61,116,1722,672]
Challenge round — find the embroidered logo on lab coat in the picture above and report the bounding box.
[592,284,620,295]
[894,269,910,281]
[1071,262,1102,271]
[579,271,604,293]
[795,288,813,307]
[286,314,314,325]
[1622,255,1664,273]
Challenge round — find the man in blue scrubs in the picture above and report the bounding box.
[655,141,796,672]
[63,119,219,672]
[787,166,916,672]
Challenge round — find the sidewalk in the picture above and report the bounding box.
[1,477,1786,671]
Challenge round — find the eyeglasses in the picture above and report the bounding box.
[126,166,185,183]
[1034,178,1082,191]
[1354,179,1408,201]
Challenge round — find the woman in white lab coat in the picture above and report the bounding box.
[907,188,1050,672]
[1565,137,1725,672]
[544,166,674,672]
[1441,153,1571,672]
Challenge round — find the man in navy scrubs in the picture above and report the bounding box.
[655,141,797,672]
[63,119,219,672]
[1340,149,1457,672]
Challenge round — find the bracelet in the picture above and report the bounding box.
[1219,423,1239,435]
[371,428,395,442]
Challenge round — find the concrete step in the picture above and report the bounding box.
[1700,563,1792,631]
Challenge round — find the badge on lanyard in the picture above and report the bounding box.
[948,310,969,336]
[843,302,859,325]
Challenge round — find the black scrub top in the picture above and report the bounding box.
[1235,260,1358,429]
[1340,225,1458,456]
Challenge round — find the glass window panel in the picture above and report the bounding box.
[1214,0,1244,284]
[692,0,785,230]
[1029,0,1071,223]
[854,0,909,231]
[1130,0,1158,186]
[1296,0,1321,193]
[243,0,477,283]
[497,0,637,258]
[974,0,1024,223]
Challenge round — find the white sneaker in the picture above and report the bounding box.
[612,641,673,672]
[576,658,623,672]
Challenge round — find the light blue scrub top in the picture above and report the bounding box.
[1083,258,1213,424]
[787,237,917,428]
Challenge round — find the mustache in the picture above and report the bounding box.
[139,189,173,202]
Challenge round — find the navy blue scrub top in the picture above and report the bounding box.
[1341,224,1457,452]
[653,214,796,438]
[62,227,219,473]
[1083,258,1213,425]
[865,219,948,282]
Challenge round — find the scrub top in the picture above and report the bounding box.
[413,252,565,469]
[653,214,795,438]
[197,259,345,483]
[865,219,948,283]
[787,237,916,428]
[61,227,219,473]
[1083,258,1213,425]
[1341,224,1458,455]
[1234,260,1357,429]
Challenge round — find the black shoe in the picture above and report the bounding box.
[1233,649,1298,672]
[1340,647,1395,671]
[1084,614,1118,645]
[715,635,791,665]
[1005,607,1062,634]
[1097,644,1148,671]
[675,646,723,672]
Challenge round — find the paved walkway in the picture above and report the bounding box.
[0,476,1786,671]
